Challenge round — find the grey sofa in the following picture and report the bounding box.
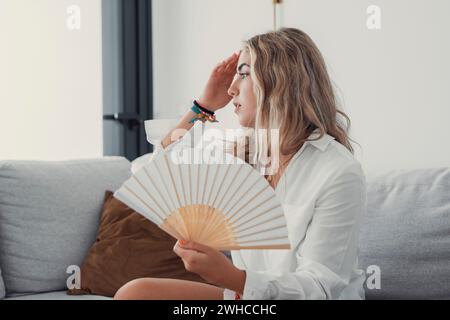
[0,157,131,300]
[0,157,449,300]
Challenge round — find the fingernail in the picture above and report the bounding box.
[179,239,187,246]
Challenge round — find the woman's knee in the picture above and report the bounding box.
[114,278,154,300]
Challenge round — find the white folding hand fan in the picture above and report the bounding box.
[113,151,290,250]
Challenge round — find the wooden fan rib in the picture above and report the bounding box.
[194,163,213,242]
[216,243,290,250]
[122,185,164,223]
[143,166,172,215]
[132,175,167,221]
[205,211,286,248]
[233,213,285,235]
[144,162,192,235]
[187,164,197,240]
[196,163,200,205]
[231,204,284,228]
[230,194,276,226]
[237,235,290,245]
[198,206,219,244]
[210,164,231,207]
[226,184,270,223]
[194,164,201,241]
[176,163,188,208]
[163,154,193,240]
[231,203,280,228]
[212,234,290,250]
[200,164,229,241]
[163,154,183,208]
[188,164,193,205]
[205,165,220,205]
[197,167,218,241]
[156,156,190,239]
[200,163,210,205]
[159,220,184,240]
[236,223,288,242]
[199,208,235,246]
[213,165,243,212]
[220,167,254,218]
[223,172,261,221]
[207,231,240,248]
[201,164,232,241]
[198,207,214,244]
[176,163,197,240]
[153,160,179,212]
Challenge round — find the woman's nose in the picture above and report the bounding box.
[227,78,239,97]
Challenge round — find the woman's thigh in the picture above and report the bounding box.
[114,278,225,300]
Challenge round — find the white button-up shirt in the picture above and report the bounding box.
[148,121,367,300]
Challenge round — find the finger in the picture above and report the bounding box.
[227,52,239,66]
[179,241,214,254]
[174,240,203,256]
[224,52,238,64]
[224,52,239,67]
[213,60,226,75]
[173,243,192,260]
[225,59,238,73]
[219,53,237,70]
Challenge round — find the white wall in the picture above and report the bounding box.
[0,0,103,161]
[153,0,450,178]
[152,0,273,128]
[279,0,450,178]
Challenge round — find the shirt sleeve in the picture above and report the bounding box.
[238,163,367,300]
[147,120,206,161]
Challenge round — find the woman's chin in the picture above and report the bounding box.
[237,115,255,128]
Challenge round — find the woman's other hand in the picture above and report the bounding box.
[197,52,240,112]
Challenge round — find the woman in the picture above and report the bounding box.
[114,28,367,300]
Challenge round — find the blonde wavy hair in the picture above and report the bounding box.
[237,28,354,168]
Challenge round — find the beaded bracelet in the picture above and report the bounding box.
[194,100,214,115]
[189,100,218,123]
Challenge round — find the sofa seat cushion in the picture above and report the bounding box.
[4,291,110,300]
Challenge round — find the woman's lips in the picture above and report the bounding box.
[234,103,242,113]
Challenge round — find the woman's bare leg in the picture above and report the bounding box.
[114,278,224,300]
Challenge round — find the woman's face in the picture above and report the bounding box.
[227,50,257,127]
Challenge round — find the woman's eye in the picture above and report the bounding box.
[238,72,249,79]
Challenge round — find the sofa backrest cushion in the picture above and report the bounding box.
[0,157,131,295]
[359,168,450,299]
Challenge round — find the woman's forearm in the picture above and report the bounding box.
[160,110,197,149]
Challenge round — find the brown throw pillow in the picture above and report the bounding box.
[67,190,208,297]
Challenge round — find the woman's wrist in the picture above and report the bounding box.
[194,100,215,115]
[223,266,246,296]
[160,110,196,149]
[190,101,218,124]
[196,98,220,113]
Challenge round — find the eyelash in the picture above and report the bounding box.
[238,72,249,79]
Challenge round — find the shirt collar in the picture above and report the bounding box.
[305,129,335,152]
[285,129,335,170]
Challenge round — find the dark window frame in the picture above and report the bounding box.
[103,0,153,161]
